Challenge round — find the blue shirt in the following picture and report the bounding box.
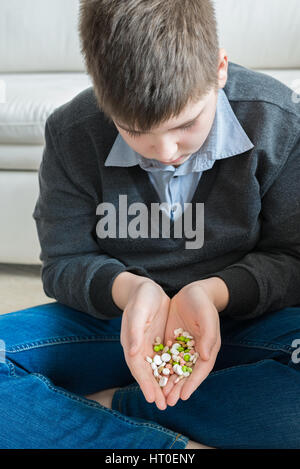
[106,88,254,220]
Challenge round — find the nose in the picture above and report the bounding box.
[152,136,178,162]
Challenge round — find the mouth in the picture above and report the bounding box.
[161,154,189,165]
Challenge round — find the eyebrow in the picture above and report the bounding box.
[115,109,204,134]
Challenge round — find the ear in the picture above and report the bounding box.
[217,48,228,89]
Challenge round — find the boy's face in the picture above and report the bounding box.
[113,50,228,168]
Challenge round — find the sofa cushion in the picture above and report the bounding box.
[0,72,92,145]
[0,145,44,171]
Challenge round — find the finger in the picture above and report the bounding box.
[162,372,177,398]
[166,377,186,407]
[126,352,157,403]
[128,352,167,409]
[154,384,167,411]
[180,359,213,400]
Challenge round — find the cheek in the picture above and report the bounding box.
[127,138,148,155]
[180,129,206,150]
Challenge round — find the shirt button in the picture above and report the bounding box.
[171,205,177,212]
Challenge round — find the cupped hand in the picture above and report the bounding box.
[120,278,171,410]
[162,282,221,406]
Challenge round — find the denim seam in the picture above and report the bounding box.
[31,372,188,446]
[6,335,121,353]
[6,359,17,377]
[222,339,293,354]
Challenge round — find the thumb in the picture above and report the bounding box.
[126,309,149,356]
[199,334,215,361]
[129,340,139,355]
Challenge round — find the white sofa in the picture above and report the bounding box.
[0,0,299,265]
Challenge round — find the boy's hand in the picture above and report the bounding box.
[120,278,170,411]
[162,282,221,407]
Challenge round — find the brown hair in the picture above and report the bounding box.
[79,0,220,131]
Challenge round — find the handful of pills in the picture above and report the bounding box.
[145,328,199,387]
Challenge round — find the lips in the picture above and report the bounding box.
[162,155,187,164]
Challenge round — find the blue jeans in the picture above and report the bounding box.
[0,302,299,449]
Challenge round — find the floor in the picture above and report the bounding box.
[0,264,55,315]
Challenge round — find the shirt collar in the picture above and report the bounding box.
[105,89,254,174]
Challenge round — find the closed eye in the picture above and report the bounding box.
[126,121,196,139]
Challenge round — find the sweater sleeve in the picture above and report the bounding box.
[206,132,300,320]
[32,117,152,320]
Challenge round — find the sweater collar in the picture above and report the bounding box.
[105,89,254,173]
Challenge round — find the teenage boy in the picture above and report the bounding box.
[0,0,299,449]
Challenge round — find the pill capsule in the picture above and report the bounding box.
[159,376,168,387]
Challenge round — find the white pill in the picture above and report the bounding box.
[183,371,190,377]
[173,364,183,375]
[174,328,183,336]
[146,356,153,363]
[162,368,170,375]
[182,331,193,338]
[154,368,159,377]
[171,343,180,350]
[161,353,171,362]
[151,362,158,370]
[153,355,162,366]
[159,376,168,387]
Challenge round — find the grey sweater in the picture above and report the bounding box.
[33,62,300,321]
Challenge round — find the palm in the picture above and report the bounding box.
[120,284,171,409]
[164,292,202,347]
[162,287,220,405]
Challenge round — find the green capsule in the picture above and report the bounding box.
[183,354,190,362]
[153,345,160,352]
[187,367,193,373]
[182,366,187,372]
[178,346,184,352]
[159,344,164,350]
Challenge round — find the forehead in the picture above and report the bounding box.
[115,90,214,133]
